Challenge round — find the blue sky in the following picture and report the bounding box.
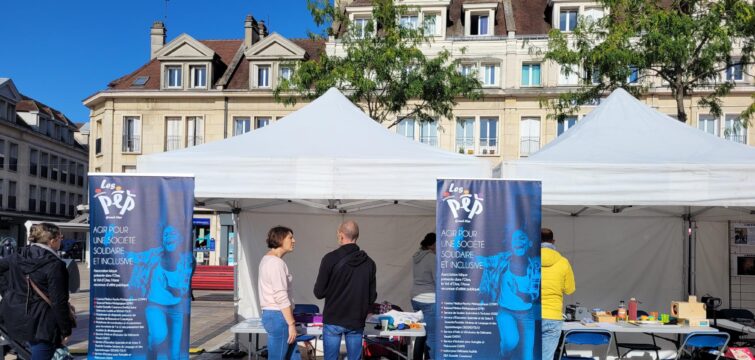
[1,0,320,123]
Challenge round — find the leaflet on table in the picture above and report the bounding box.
[366,310,425,324]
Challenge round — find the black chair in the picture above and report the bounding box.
[714,308,755,346]
[611,309,662,359]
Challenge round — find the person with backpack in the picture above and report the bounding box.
[0,222,75,360]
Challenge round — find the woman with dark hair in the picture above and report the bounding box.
[258,226,301,360]
[412,232,436,359]
[0,223,75,360]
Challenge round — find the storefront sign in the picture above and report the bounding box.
[89,175,194,360]
[436,179,542,360]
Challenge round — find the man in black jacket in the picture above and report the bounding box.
[314,220,377,360]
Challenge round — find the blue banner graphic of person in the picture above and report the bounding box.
[436,179,542,360]
[89,175,195,360]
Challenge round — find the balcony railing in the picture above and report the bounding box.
[419,136,438,147]
[187,136,204,147]
[520,137,541,157]
[122,135,141,153]
[479,138,498,155]
[455,138,475,155]
[725,134,748,144]
[166,135,182,151]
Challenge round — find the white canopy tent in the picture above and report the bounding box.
[138,88,491,317]
[501,88,755,312]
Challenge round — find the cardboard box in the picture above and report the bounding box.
[671,296,706,319]
[593,313,617,323]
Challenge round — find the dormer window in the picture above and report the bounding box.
[353,17,370,39]
[423,13,441,37]
[190,65,207,88]
[400,14,419,30]
[464,3,496,37]
[279,66,294,82]
[559,9,578,32]
[166,65,182,88]
[257,65,271,88]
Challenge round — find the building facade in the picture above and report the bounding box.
[84,2,753,263]
[0,78,89,246]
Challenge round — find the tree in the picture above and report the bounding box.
[274,0,482,127]
[543,0,755,125]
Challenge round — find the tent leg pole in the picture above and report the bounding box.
[232,206,241,351]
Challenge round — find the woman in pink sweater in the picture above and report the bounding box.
[258,226,301,360]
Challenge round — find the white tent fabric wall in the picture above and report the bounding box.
[236,207,435,318]
[543,212,684,312]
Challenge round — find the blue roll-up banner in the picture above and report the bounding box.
[436,179,542,360]
[88,175,195,360]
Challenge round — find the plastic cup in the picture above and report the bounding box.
[381,319,389,330]
[661,313,670,323]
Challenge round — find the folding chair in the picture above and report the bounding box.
[675,332,729,360]
[294,304,321,358]
[559,329,613,360]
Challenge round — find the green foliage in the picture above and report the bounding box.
[275,0,482,126]
[543,0,755,124]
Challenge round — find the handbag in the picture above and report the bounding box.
[26,275,77,328]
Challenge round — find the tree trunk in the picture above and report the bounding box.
[674,85,688,123]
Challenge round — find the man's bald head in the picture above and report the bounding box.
[338,220,360,243]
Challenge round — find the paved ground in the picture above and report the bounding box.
[4,262,239,359]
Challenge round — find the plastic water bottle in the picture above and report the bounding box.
[629,298,638,321]
[617,300,627,321]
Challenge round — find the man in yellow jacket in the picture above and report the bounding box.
[541,228,576,360]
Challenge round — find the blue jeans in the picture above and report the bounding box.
[497,307,537,360]
[262,310,302,360]
[28,341,56,360]
[323,324,363,360]
[541,320,562,360]
[411,300,436,359]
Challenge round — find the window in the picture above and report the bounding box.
[726,62,744,81]
[419,120,438,146]
[559,65,580,86]
[40,152,48,178]
[234,117,252,136]
[423,13,440,36]
[725,115,747,144]
[470,14,489,35]
[0,179,3,208]
[627,66,639,84]
[279,66,294,82]
[50,189,57,214]
[460,64,475,77]
[557,116,578,136]
[698,114,718,136]
[400,15,419,29]
[0,100,6,121]
[353,17,370,39]
[28,149,38,176]
[521,63,542,87]
[588,68,601,84]
[59,191,66,216]
[187,116,204,146]
[69,162,76,185]
[60,158,68,183]
[520,117,541,157]
[397,118,415,140]
[123,116,141,153]
[483,64,497,86]
[479,117,498,155]
[0,139,4,168]
[559,9,578,32]
[122,165,137,173]
[28,185,36,213]
[166,65,182,88]
[77,194,83,209]
[40,187,47,214]
[51,156,59,180]
[77,164,84,187]
[255,117,271,129]
[95,138,102,155]
[190,65,207,88]
[8,181,16,210]
[456,117,475,154]
[8,143,17,172]
[165,117,182,151]
[68,193,75,216]
[257,65,271,87]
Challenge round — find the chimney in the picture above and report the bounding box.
[258,20,268,39]
[150,21,166,60]
[244,15,257,48]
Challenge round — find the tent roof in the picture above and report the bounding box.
[138,88,491,206]
[501,88,755,207]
